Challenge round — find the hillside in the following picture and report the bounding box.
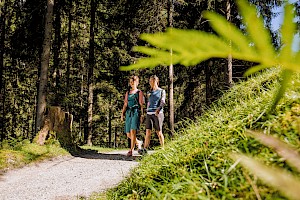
[106,69,300,199]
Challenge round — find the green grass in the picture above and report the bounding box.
[105,69,300,199]
[80,145,125,153]
[0,139,125,171]
[0,139,69,171]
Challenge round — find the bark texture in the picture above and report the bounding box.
[36,106,73,147]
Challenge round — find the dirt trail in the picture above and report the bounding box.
[0,150,140,200]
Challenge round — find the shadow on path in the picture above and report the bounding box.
[69,147,142,161]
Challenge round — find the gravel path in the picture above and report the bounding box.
[0,150,141,200]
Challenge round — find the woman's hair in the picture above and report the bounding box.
[130,75,139,82]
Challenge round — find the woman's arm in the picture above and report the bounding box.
[139,91,144,116]
[121,92,128,120]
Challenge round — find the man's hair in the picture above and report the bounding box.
[150,75,159,83]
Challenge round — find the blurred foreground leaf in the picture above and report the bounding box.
[231,153,300,200]
[246,130,300,172]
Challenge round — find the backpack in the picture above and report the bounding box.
[127,90,141,110]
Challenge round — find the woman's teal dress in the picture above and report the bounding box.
[124,92,140,133]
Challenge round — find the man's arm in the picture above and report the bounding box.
[157,89,166,112]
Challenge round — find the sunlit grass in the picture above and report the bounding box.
[79,145,125,153]
[105,69,300,199]
[0,140,69,170]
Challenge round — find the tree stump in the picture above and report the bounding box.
[36,106,73,147]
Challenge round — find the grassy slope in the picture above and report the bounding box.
[0,139,70,170]
[0,140,120,171]
[107,69,300,199]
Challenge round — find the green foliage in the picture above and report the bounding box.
[121,0,299,70]
[120,0,299,109]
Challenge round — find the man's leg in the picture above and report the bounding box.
[156,130,164,148]
[157,113,164,148]
[144,129,151,149]
[144,114,152,149]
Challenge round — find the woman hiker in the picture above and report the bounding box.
[121,75,144,156]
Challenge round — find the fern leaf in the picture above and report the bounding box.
[237,0,275,60]
[271,69,293,110]
[280,3,296,62]
[203,11,254,55]
[243,65,270,76]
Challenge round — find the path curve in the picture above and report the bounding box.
[0,150,140,200]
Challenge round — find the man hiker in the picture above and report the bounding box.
[140,75,166,154]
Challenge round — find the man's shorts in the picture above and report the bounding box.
[145,113,164,131]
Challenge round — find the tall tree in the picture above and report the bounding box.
[87,0,96,146]
[226,0,233,88]
[205,60,213,105]
[35,0,55,133]
[168,0,175,135]
[65,0,72,109]
[0,0,6,140]
[52,0,62,105]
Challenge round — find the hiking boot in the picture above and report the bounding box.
[127,150,133,157]
[137,140,143,150]
[143,148,148,154]
[138,148,144,155]
[139,148,147,155]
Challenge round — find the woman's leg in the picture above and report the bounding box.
[130,129,137,151]
[127,132,142,148]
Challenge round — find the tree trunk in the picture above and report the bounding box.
[35,0,55,133]
[0,0,6,141]
[206,60,213,105]
[226,0,233,88]
[168,0,174,136]
[53,0,62,106]
[66,0,72,107]
[108,94,112,147]
[35,106,73,147]
[79,71,84,144]
[87,0,95,146]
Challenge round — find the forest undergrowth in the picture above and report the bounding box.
[106,69,300,200]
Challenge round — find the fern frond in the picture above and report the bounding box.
[203,12,253,54]
[237,0,275,60]
[280,3,296,61]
